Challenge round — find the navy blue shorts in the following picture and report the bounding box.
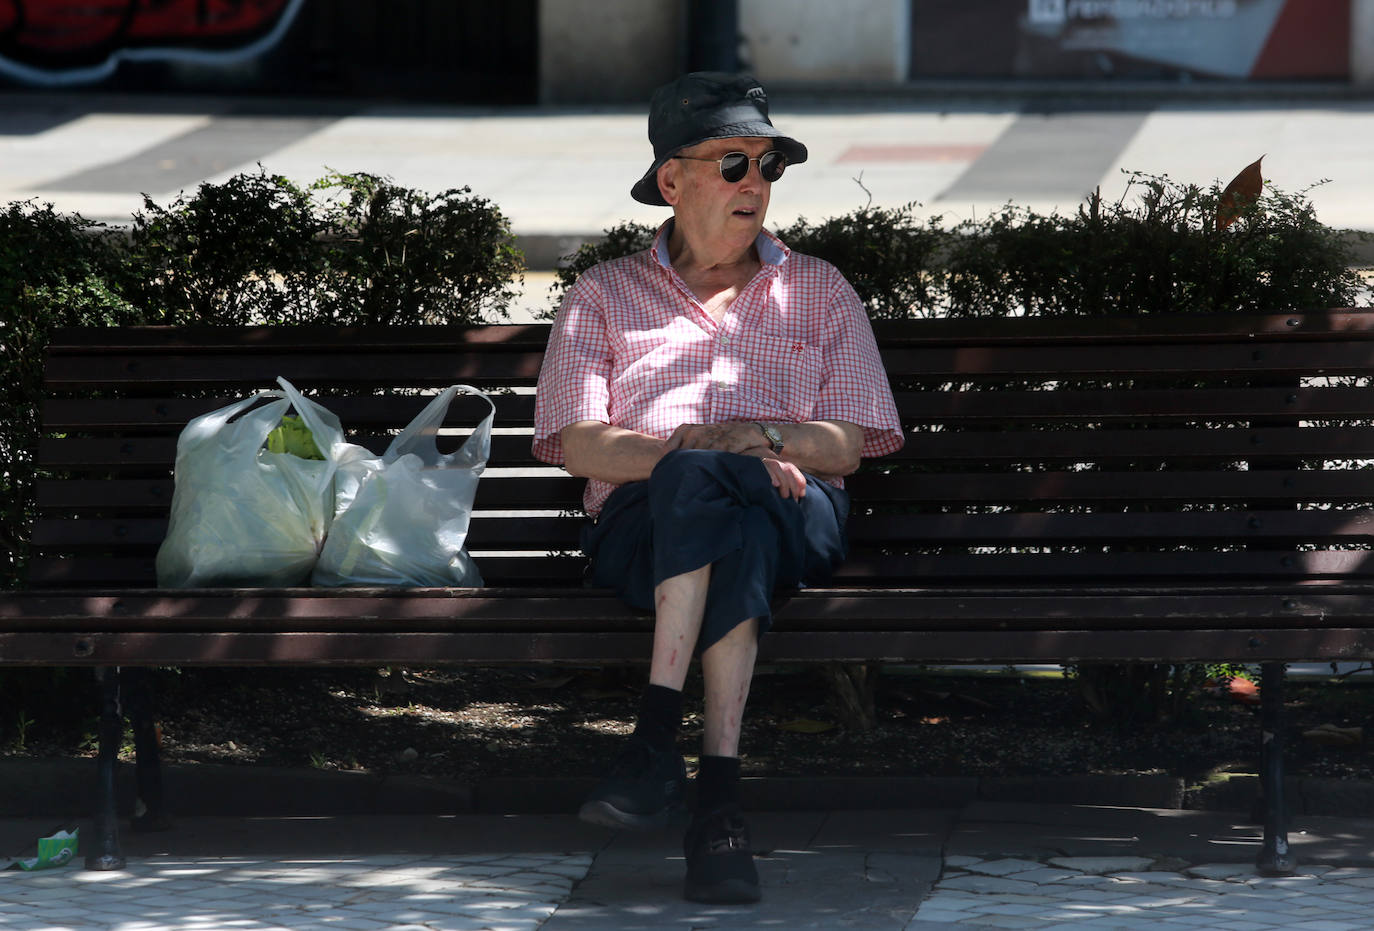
[581,449,850,653]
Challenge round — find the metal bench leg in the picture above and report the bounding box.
[123,668,172,833]
[85,666,126,871]
[1256,661,1295,876]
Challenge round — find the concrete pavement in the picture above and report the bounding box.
[3,90,1374,289]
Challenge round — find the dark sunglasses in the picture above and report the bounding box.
[673,150,787,184]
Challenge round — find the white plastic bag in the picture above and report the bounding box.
[155,378,344,588]
[312,385,493,587]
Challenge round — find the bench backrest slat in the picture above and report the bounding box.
[28,313,1374,590]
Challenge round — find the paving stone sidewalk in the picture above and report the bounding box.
[0,852,592,931]
[4,804,1374,930]
[913,856,1374,930]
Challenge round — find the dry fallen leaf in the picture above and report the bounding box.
[1217,155,1264,231]
[779,717,835,734]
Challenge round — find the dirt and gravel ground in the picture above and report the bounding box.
[6,663,1374,799]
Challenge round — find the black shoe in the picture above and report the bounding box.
[682,805,761,904]
[578,736,687,830]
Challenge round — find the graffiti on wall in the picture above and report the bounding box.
[0,0,306,85]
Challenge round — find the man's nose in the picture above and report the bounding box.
[739,159,767,191]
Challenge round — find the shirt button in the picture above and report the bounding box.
[720,336,730,345]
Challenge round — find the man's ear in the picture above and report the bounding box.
[657,160,682,206]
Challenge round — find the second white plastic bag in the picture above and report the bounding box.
[312,385,493,587]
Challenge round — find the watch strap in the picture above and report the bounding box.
[753,422,784,455]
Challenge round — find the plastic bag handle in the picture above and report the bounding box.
[384,384,496,469]
[176,391,291,465]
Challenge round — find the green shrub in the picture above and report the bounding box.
[942,174,1365,317]
[127,168,323,324]
[311,171,525,325]
[0,201,145,587]
[128,168,525,326]
[775,203,946,319]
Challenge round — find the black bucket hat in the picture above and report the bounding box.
[630,71,808,207]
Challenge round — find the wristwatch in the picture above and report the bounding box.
[753,422,785,455]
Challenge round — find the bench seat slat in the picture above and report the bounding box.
[894,386,1374,423]
[3,627,1369,665]
[43,352,547,390]
[29,516,588,550]
[879,340,1374,379]
[42,312,1374,356]
[25,548,1374,588]
[45,341,1374,389]
[37,434,549,469]
[37,476,585,513]
[37,425,1374,471]
[43,387,1374,434]
[871,311,1374,345]
[880,425,1374,463]
[44,324,555,353]
[42,395,534,431]
[28,507,1374,553]
[1,584,1366,623]
[42,386,1374,432]
[37,470,1374,516]
[4,626,1365,665]
[39,467,1374,518]
[23,556,589,587]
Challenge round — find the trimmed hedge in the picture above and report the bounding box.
[553,172,1366,317]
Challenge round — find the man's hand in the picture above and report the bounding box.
[664,421,766,454]
[754,453,807,499]
[663,422,807,498]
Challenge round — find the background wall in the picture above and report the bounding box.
[738,0,909,85]
[538,0,685,104]
[1355,0,1374,85]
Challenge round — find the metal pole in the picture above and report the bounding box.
[85,667,127,871]
[1256,661,1295,875]
[687,0,740,73]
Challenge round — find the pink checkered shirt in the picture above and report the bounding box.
[533,221,905,515]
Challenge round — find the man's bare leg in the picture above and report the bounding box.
[649,565,710,691]
[700,617,760,758]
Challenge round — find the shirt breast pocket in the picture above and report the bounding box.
[735,331,823,422]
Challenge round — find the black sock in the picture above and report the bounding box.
[696,754,740,812]
[631,684,683,750]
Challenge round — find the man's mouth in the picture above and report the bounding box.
[732,206,757,217]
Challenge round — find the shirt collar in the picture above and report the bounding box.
[651,219,790,270]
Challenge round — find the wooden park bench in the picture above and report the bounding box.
[6,310,1374,874]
